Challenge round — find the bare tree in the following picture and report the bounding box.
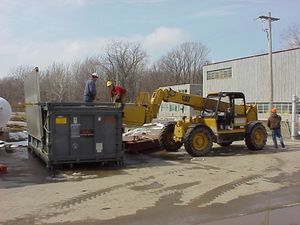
[71,57,104,101]
[0,66,32,109]
[141,63,172,92]
[0,77,15,104]
[1,40,210,107]
[101,41,147,101]
[40,63,70,102]
[282,25,300,48]
[157,41,210,84]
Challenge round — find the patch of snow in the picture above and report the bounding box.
[0,131,28,147]
[8,132,28,141]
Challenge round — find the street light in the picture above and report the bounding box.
[258,12,280,113]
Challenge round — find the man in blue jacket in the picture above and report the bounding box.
[83,72,98,103]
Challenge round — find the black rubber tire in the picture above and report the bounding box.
[159,122,183,152]
[245,123,267,150]
[184,126,213,157]
[217,141,232,147]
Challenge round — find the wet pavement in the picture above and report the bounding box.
[202,204,300,225]
[0,139,300,224]
[0,147,129,188]
[0,147,49,188]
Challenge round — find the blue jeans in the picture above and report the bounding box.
[272,128,285,148]
[84,95,93,103]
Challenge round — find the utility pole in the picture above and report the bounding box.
[258,12,280,113]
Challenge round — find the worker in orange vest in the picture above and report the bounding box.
[267,108,285,148]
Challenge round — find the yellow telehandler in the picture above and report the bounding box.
[123,88,267,157]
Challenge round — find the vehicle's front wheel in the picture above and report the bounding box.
[245,123,267,150]
[159,122,183,152]
[184,126,213,157]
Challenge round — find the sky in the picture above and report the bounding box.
[0,0,299,77]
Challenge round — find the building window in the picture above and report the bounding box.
[207,67,232,80]
[254,102,292,114]
[169,104,174,112]
[257,103,269,113]
[273,103,292,114]
[175,105,178,112]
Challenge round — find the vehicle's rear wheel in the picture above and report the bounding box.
[184,126,213,157]
[159,122,183,152]
[245,123,267,150]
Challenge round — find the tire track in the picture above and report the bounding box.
[2,147,294,225]
[38,181,201,222]
[50,175,155,209]
[52,165,203,210]
[190,174,262,207]
[150,181,200,196]
[2,176,157,224]
[264,156,286,172]
[2,165,201,224]
[1,161,265,224]
[48,162,219,211]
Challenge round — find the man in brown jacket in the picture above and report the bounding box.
[267,108,285,148]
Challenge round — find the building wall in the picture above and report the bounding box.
[203,48,300,105]
[158,84,202,119]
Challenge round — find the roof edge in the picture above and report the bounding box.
[204,47,300,66]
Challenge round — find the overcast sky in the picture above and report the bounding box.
[0,0,299,77]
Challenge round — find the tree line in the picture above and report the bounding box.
[0,41,210,110]
[1,24,299,110]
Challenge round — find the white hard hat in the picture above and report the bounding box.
[92,72,98,78]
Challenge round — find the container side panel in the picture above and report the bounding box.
[79,115,95,158]
[45,105,123,166]
[53,115,70,158]
[24,70,43,140]
[95,113,122,158]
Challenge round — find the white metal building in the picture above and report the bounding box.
[203,48,300,116]
[158,84,202,119]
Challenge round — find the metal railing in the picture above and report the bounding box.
[291,95,300,139]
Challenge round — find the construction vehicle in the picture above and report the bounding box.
[123,88,267,157]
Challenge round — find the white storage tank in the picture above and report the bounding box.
[0,97,12,128]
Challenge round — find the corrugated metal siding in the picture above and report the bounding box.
[203,48,300,103]
[189,84,203,116]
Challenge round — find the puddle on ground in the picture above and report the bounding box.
[51,167,128,182]
[202,204,300,225]
[0,148,128,188]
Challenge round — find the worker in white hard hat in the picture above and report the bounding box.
[83,72,99,103]
[106,80,127,108]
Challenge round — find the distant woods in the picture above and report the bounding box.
[0,41,210,109]
[281,24,300,48]
[2,23,300,110]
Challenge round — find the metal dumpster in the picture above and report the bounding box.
[24,69,124,169]
[28,103,124,168]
